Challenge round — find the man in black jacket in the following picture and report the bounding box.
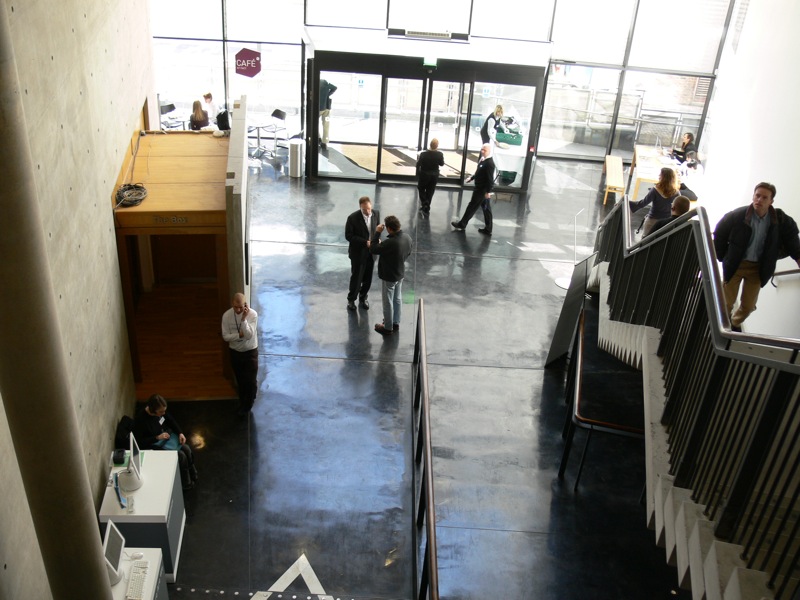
[451,143,496,236]
[713,182,800,330]
[370,215,413,336]
[345,196,379,310]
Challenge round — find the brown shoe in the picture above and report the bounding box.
[374,323,394,335]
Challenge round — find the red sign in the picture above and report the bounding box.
[235,48,261,78]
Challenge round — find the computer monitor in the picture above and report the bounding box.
[103,519,126,585]
[118,432,143,491]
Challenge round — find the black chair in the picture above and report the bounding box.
[257,109,287,158]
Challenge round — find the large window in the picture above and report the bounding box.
[628,0,732,73]
[305,0,386,29]
[153,39,226,124]
[388,0,471,34]
[615,71,708,155]
[471,0,554,41]
[551,0,636,64]
[539,65,622,158]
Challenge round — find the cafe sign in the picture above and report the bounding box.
[235,48,261,78]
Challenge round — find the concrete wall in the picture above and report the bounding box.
[701,0,800,336]
[0,1,153,597]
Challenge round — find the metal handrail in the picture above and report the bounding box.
[594,199,800,599]
[602,197,800,359]
[412,298,439,600]
[771,267,800,287]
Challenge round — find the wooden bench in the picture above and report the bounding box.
[603,155,625,205]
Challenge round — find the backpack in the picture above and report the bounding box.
[114,416,134,449]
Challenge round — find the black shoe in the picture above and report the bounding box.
[347,299,356,310]
[393,324,399,331]
[359,298,369,309]
[731,325,742,333]
[190,466,199,482]
[478,228,492,236]
[451,221,465,230]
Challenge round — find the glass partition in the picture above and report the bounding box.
[318,71,382,179]
[539,64,622,158]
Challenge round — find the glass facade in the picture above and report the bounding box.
[150,0,735,164]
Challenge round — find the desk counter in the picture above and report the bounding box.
[99,451,185,583]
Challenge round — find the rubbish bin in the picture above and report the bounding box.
[289,139,304,178]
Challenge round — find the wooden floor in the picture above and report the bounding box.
[133,283,236,401]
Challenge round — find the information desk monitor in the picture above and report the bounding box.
[103,519,126,585]
[118,432,144,491]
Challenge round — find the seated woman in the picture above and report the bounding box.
[133,394,198,490]
[671,132,697,163]
[189,100,209,131]
[629,167,680,236]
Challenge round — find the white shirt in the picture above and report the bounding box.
[362,211,372,230]
[221,307,258,352]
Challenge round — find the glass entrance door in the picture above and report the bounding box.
[425,81,472,182]
[380,78,425,177]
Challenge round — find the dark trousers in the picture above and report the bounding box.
[230,347,259,411]
[347,254,374,301]
[417,171,439,211]
[456,189,493,233]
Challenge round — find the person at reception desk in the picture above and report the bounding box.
[189,100,209,131]
[713,182,800,331]
[134,394,199,490]
[670,132,696,163]
[480,105,507,145]
[221,293,259,416]
[628,167,680,236]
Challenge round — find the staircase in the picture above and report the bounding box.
[588,202,800,600]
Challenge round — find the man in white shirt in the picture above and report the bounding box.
[221,293,259,415]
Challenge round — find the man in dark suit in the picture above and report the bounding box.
[345,196,379,310]
[451,143,496,236]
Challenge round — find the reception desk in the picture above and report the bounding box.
[629,144,680,200]
[99,451,185,583]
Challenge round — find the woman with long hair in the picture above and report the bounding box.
[189,99,209,130]
[629,167,680,236]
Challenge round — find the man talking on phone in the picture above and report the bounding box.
[221,293,259,416]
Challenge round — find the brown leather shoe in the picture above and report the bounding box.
[374,323,394,335]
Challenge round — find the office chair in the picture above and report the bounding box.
[257,109,287,158]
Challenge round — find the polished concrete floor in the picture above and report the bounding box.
[166,156,688,599]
